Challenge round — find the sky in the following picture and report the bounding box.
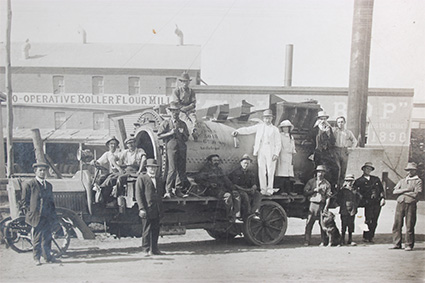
[1,0,424,98]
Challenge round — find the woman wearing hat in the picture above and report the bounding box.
[232,109,281,196]
[275,120,296,195]
[390,162,422,251]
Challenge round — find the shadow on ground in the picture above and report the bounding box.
[63,233,425,263]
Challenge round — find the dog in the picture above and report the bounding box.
[321,210,341,247]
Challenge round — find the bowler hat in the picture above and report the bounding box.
[105,136,119,147]
[124,137,135,144]
[317,111,329,119]
[404,162,417,171]
[167,101,180,111]
[314,165,327,172]
[361,162,375,171]
[145,159,159,167]
[263,109,273,117]
[32,162,49,169]
[179,72,192,81]
[278,120,294,131]
[344,174,355,181]
[240,154,252,163]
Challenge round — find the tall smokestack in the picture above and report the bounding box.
[347,0,374,147]
[284,44,293,86]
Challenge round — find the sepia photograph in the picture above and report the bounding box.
[0,0,424,282]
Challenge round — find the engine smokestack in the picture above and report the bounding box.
[284,44,293,87]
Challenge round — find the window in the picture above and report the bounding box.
[53,76,65,94]
[54,112,66,129]
[128,77,140,95]
[93,113,105,130]
[92,76,104,95]
[166,77,177,95]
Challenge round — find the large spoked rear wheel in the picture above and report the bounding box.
[5,216,71,257]
[243,201,288,246]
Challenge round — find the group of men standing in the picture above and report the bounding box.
[20,73,422,263]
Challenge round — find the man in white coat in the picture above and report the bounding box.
[232,109,281,196]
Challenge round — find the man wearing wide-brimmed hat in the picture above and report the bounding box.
[232,109,282,196]
[354,162,385,243]
[303,165,332,246]
[116,136,147,197]
[158,101,190,198]
[91,136,123,205]
[172,72,198,138]
[311,110,338,189]
[22,162,60,265]
[228,154,262,219]
[337,174,361,246]
[135,159,165,256]
[390,162,422,251]
[195,154,242,223]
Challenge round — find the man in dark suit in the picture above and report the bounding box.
[354,162,386,243]
[135,159,165,256]
[158,101,190,198]
[22,162,59,266]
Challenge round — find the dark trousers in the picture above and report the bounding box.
[221,191,241,220]
[364,203,381,240]
[334,147,349,187]
[392,202,417,248]
[341,214,355,233]
[166,144,188,193]
[305,202,328,244]
[141,217,160,253]
[239,190,262,218]
[32,217,53,261]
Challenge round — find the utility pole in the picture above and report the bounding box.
[5,0,14,177]
[347,0,374,147]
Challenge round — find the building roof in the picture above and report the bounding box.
[0,42,201,70]
[4,128,109,145]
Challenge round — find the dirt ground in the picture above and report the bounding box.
[1,200,424,283]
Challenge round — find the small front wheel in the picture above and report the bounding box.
[4,216,33,253]
[243,201,288,246]
[4,216,71,257]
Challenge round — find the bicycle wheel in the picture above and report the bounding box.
[5,216,33,253]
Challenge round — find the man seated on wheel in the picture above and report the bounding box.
[228,154,262,220]
[91,136,123,206]
[22,162,60,266]
[117,136,147,197]
[195,154,242,223]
